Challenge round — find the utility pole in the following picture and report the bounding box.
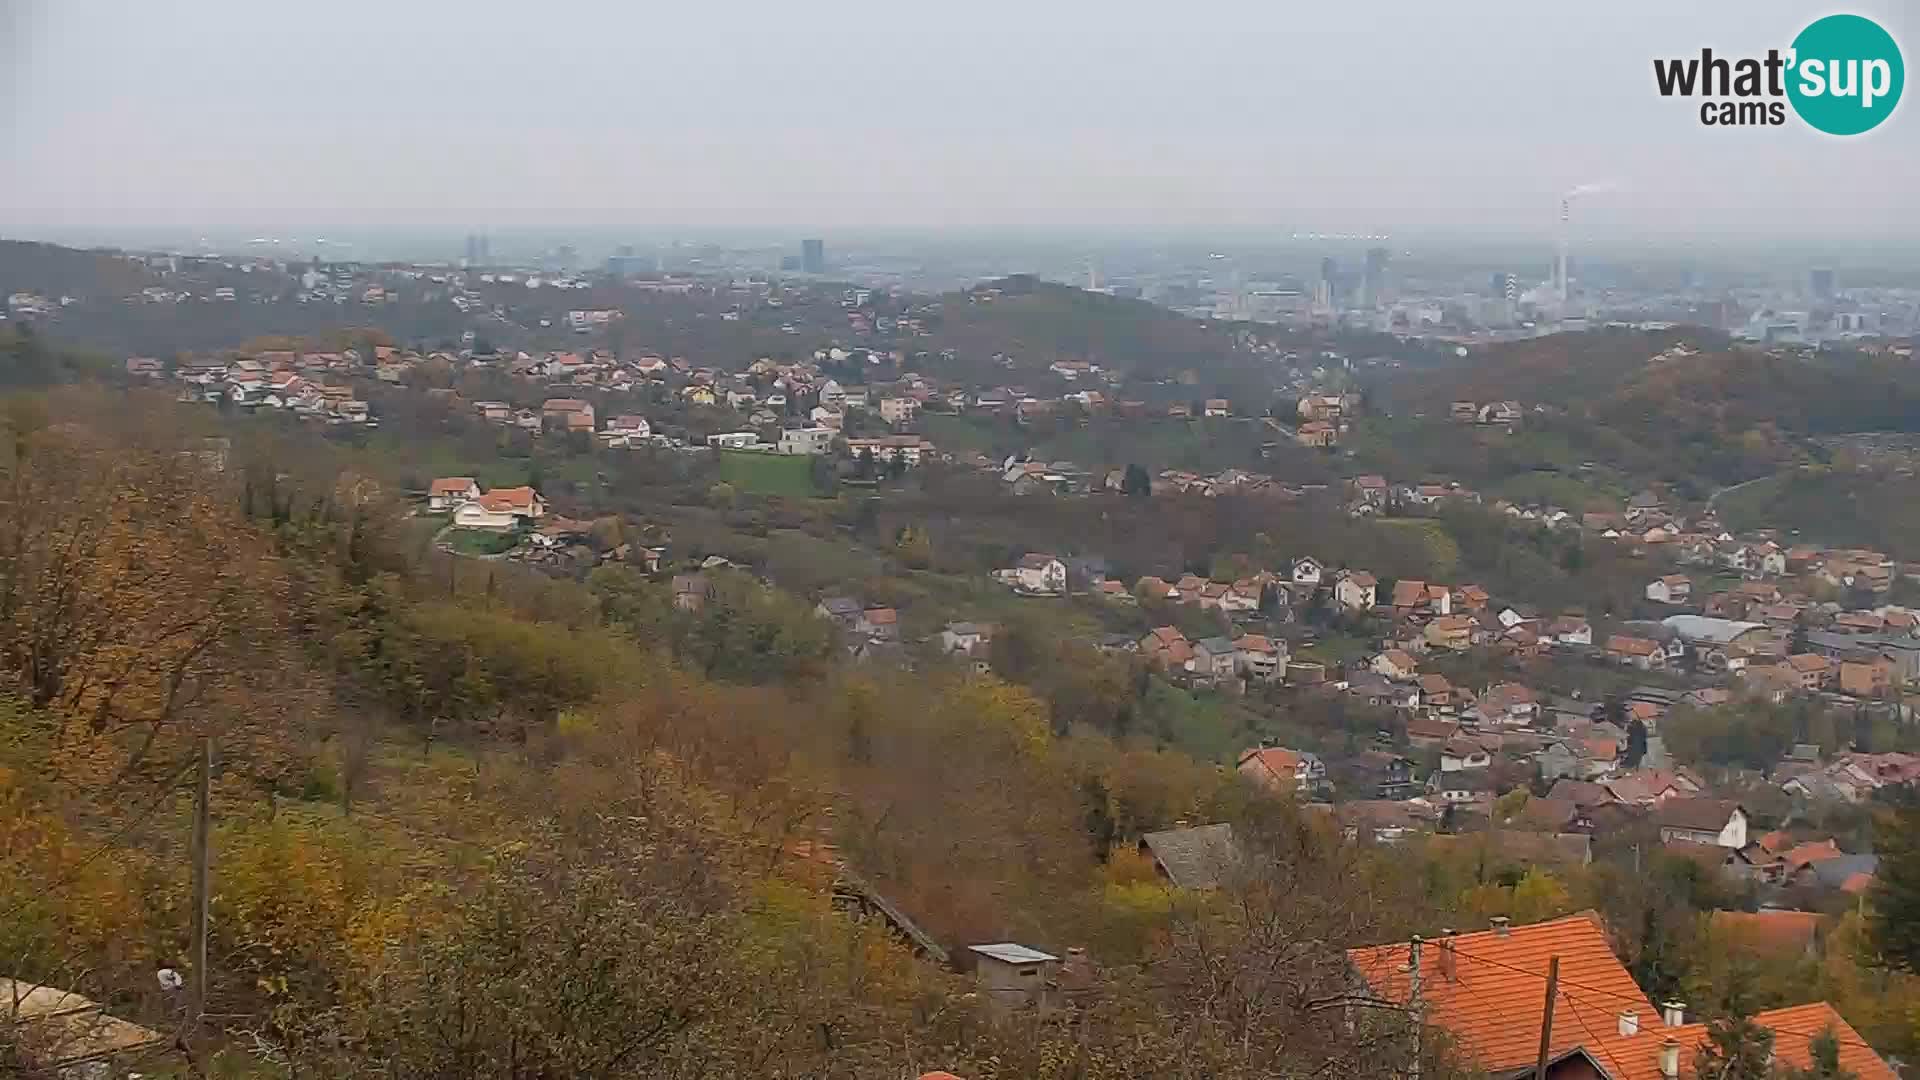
[1408,935,1423,1080]
[1533,955,1561,1080]
[188,736,211,1035]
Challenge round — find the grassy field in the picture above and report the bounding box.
[717,449,816,497]
[444,528,518,556]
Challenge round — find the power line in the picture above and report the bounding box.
[0,754,198,922]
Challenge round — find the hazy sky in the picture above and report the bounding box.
[3,0,1916,235]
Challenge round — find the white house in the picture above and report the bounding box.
[1333,571,1378,611]
[1646,575,1693,605]
[778,426,836,456]
[1010,554,1067,596]
[1439,738,1492,772]
[452,486,546,531]
[879,397,920,427]
[1653,799,1748,848]
[1237,747,1328,792]
[428,477,481,511]
[1291,556,1323,588]
[940,621,993,657]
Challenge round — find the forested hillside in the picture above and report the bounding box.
[1385,330,1920,493]
[0,377,1461,1078]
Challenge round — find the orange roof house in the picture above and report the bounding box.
[1348,913,1895,1079]
[1708,909,1824,958]
[1348,913,1652,1073]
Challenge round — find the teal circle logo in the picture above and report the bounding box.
[1787,14,1904,135]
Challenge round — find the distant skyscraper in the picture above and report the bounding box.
[1810,267,1835,301]
[1362,247,1389,305]
[1319,257,1339,308]
[1490,272,1517,301]
[464,233,489,267]
[802,238,825,274]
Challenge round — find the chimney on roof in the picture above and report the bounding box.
[1659,1039,1681,1079]
[1490,916,1510,936]
[1662,1001,1686,1027]
[1618,1010,1640,1037]
[1438,929,1457,981]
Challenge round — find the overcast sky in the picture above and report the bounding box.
[2,0,1915,236]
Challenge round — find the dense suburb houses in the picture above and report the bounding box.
[943,511,1920,929]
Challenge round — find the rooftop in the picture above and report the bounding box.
[968,943,1058,966]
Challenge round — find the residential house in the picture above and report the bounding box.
[1406,717,1460,748]
[1424,615,1474,652]
[1840,658,1892,698]
[1390,579,1430,613]
[541,397,596,432]
[672,574,710,612]
[1429,770,1494,804]
[1654,799,1748,848]
[1371,649,1419,681]
[428,476,481,511]
[1417,673,1456,711]
[452,486,545,530]
[1439,738,1492,772]
[1237,746,1327,794]
[1347,914,1897,1080]
[1547,615,1593,647]
[1138,823,1238,889]
[604,414,652,441]
[1010,554,1067,596]
[1291,556,1324,588]
[778,426,836,456]
[1351,474,1389,508]
[940,621,994,660]
[1333,571,1378,611]
[1645,574,1693,605]
[815,597,863,629]
[878,397,920,426]
[1295,420,1337,447]
[1234,635,1286,682]
[856,607,899,641]
[1605,635,1665,670]
[845,435,934,467]
[1139,627,1193,670]
[1348,751,1420,800]
[1472,683,1540,727]
[1785,653,1835,691]
[1190,636,1240,684]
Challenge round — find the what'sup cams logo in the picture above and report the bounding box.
[1654,13,1903,134]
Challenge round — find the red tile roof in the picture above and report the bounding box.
[476,486,539,511]
[1348,912,1651,1074]
[1709,909,1823,957]
[1351,915,1896,1079]
[1594,1002,1895,1080]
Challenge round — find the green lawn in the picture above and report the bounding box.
[444,528,518,556]
[718,449,816,497]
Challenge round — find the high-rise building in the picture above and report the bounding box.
[801,238,825,274]
[1319,257,1339,309]
[1489,272,1517,301]
[1362,247,1389,306]
[1810,267,1835,302]
[464,233,490,267]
